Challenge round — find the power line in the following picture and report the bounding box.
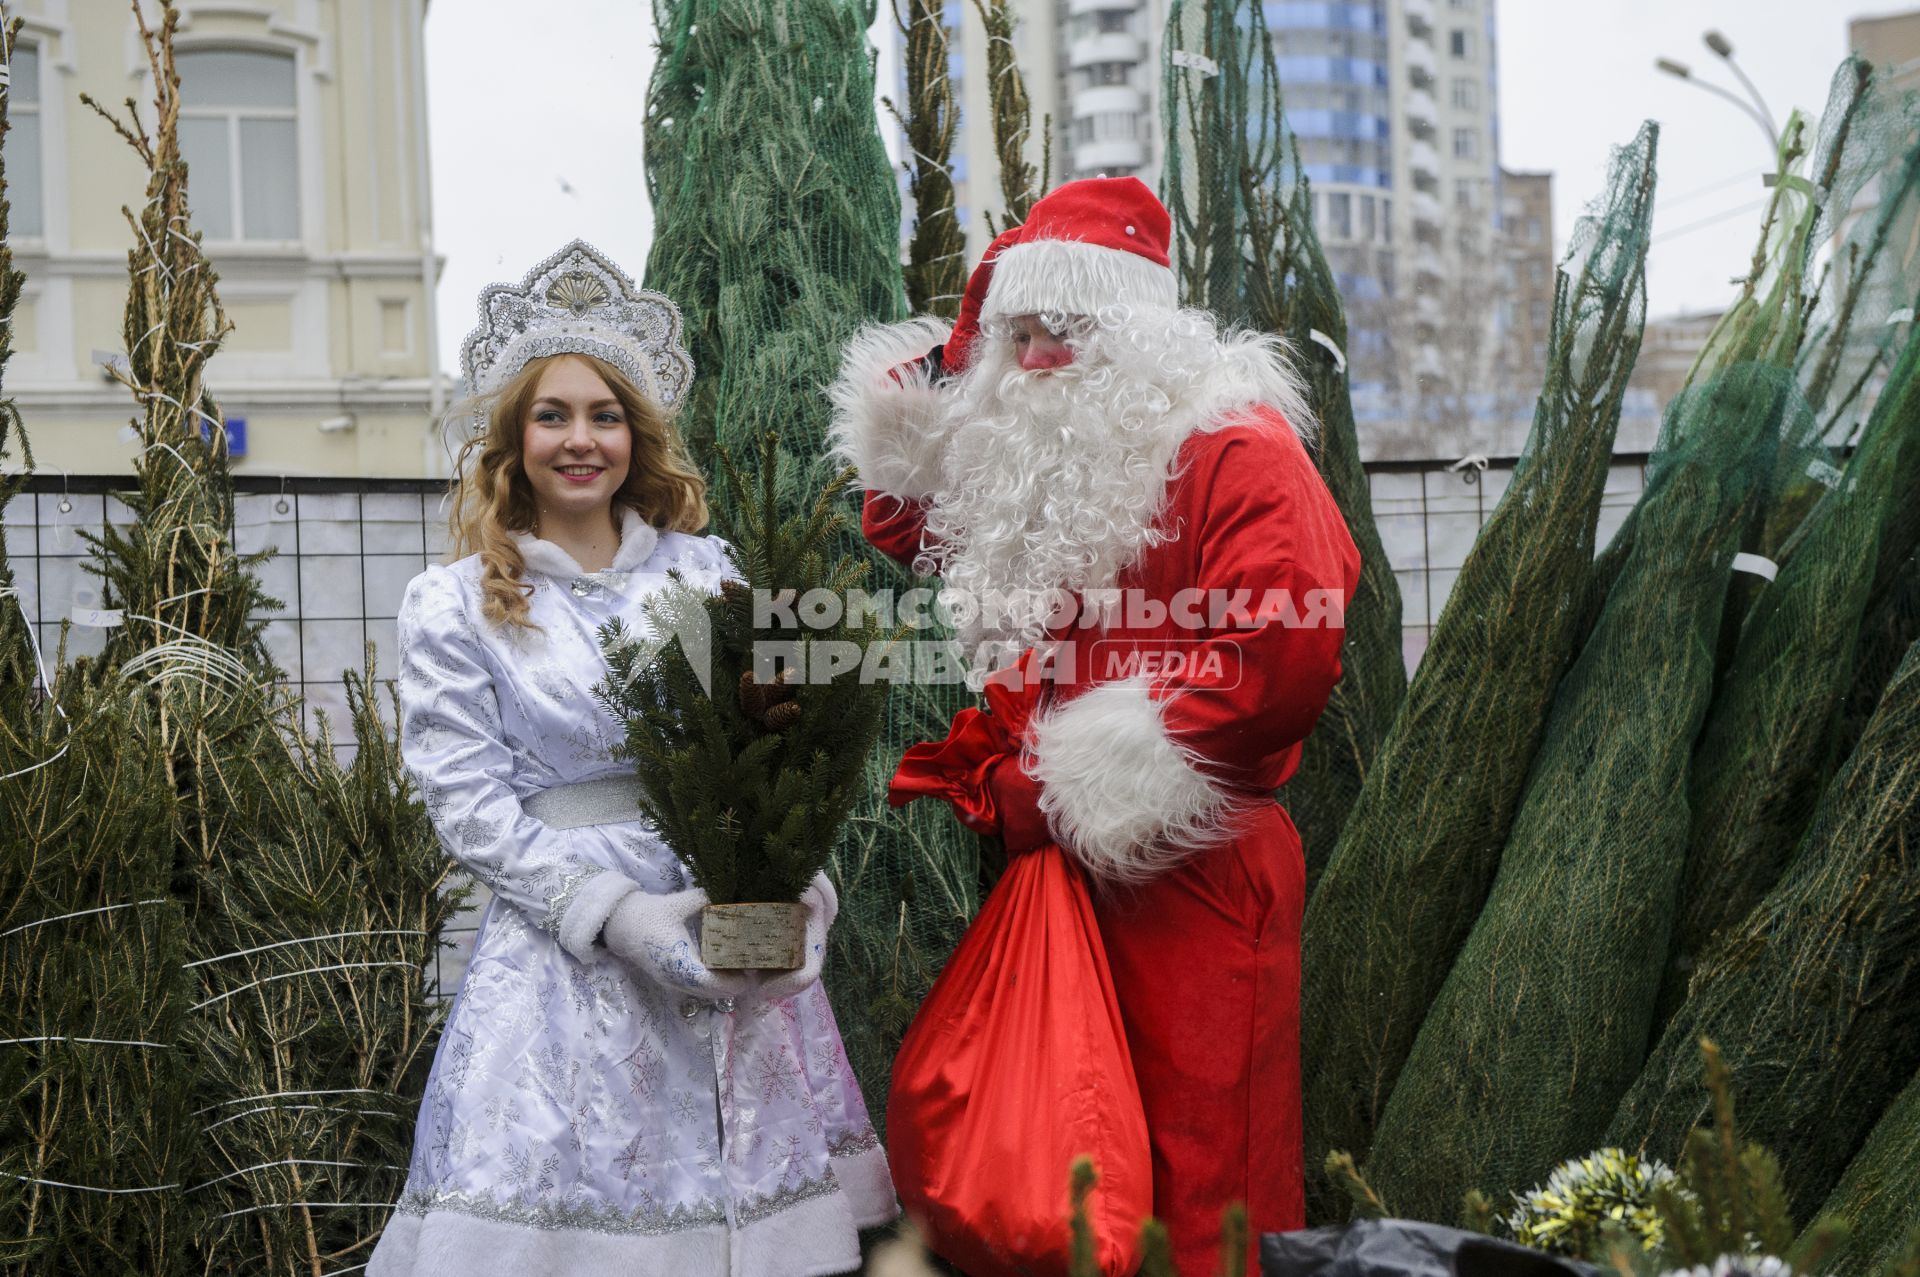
[1655,167,1764,211]
[1649,197,1769,246]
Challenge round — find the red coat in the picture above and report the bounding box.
[863,407,1360,1272]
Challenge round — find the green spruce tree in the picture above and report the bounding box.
[643,0,981,1131]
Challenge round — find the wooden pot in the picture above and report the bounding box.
[700,901,807,971]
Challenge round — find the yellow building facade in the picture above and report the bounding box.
[8,0,444,478]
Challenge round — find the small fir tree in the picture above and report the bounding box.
[597,438,893,904]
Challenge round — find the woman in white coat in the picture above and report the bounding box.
[368,243,894,1277]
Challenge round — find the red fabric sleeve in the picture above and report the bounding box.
[1152,416,1362,788]
[862,492,933,570]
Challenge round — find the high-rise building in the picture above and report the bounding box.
[8,0,443,478]
[884,0,1520,415]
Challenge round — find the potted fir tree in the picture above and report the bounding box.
[596,436,895,969]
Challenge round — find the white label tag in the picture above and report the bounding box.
[1308,329,1347,372]
[1731,553,1778,582]
[1806,458,1842,489]
[72,608,124,628]
[1171,50,1219,77]
[1889,308,1914,327]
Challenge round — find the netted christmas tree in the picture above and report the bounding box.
[57,7,455,1272]
[643,0,981,1132]
[888,0,965,320]
[1816,1061,1920,1276]
[1362,349,1791,1222]
[1160,0,1405,884]
[1298,124,1658,1220]
[1611,635,1920,1221]
[1660,319,1920,1022]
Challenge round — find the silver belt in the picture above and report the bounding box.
[523,776,646,829]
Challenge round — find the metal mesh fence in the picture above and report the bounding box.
[5,458,1651,1001]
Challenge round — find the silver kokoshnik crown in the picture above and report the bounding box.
[457,240,694,436]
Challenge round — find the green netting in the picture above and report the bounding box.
[1297,124,1657,1221]
[1815,1060,1920,1275]
[642,0,981,1136]
[1362,357,1788,1223]
[1611,637,1920,1223]
[1798,60,1920,439]
[1160,0,1406,884]
[1835,546,1920,763]
[1660,322,1920,1021]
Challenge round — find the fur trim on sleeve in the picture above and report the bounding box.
[1026,677,1235,884]
[827,317,954,501]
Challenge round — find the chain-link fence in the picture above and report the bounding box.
[5,456,1653,998]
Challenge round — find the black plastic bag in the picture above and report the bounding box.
[1261,1220,1598,1277]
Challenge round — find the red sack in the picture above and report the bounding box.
[887,844,1151,1277]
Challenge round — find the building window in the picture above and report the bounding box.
[1527,217,1545,243]
[1450,77,1479,111]
[1328,192,1352,239]
[1452,127,1479,160]
[1359,194,1375,240]
[1073,111,1138,145]
[8,43,42,238]
[1529,260,1547,286]
[177,48,301,243]
[1448,0,1473,9]
[1449,29,1475,59]
[1096,9,1130,32]
[1085,61,1131,86]
[1530,300,1549,327]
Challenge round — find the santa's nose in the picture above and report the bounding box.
[1018,340,1073,371]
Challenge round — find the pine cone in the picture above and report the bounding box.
[738,667,800,729]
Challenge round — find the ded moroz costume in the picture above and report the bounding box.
[831,179,1361,1274]
[368,243,893,1277]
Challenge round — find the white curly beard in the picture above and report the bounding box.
[918,307,1315,681]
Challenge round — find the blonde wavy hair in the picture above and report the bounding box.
[448,352,708,628]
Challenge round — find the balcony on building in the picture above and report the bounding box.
[1074,137,1147,172]
[1404,39,1437,86]
[1411,189,1444,229]
[1073,84,1146,117]
[1404,0,1435,38]
[1405,87,1438,137]
[1068,0,1140,13]
[1069,31,1144,69]
[1408,137,1440,183]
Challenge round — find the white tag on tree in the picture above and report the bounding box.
[1731,552,1778,582]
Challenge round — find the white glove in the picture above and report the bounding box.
[602,887,754,1000]
[754,873,839,1003]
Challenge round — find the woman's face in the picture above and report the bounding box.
[520,356,633,522]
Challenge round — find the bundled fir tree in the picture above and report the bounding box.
[62,7,454,1272]
[1299,124,1658,1219]
[596,437,893,917]
[643,0,981,1127]
[1362,351,1791,1222]
[1816,1062,1920,1276]
[888,0,966,320]
[1611,636,1920,1221]
[0,17,197,1261]
[1160,0,1405,887]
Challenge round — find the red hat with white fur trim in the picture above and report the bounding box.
[980,176,1177,322]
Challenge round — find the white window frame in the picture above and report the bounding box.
[176,46,302,246]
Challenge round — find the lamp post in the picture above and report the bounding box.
[1653,36,1780,158]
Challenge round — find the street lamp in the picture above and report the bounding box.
[1653,39,1779,157]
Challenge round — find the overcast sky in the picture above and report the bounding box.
[425,0,1873,374]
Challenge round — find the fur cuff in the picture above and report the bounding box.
[1027,678,1233,884]
[827,317,953,500]
[556,870,641,965]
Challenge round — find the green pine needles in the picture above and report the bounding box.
[597,437,894,905]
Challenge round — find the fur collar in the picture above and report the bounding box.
[512,504,660,579]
